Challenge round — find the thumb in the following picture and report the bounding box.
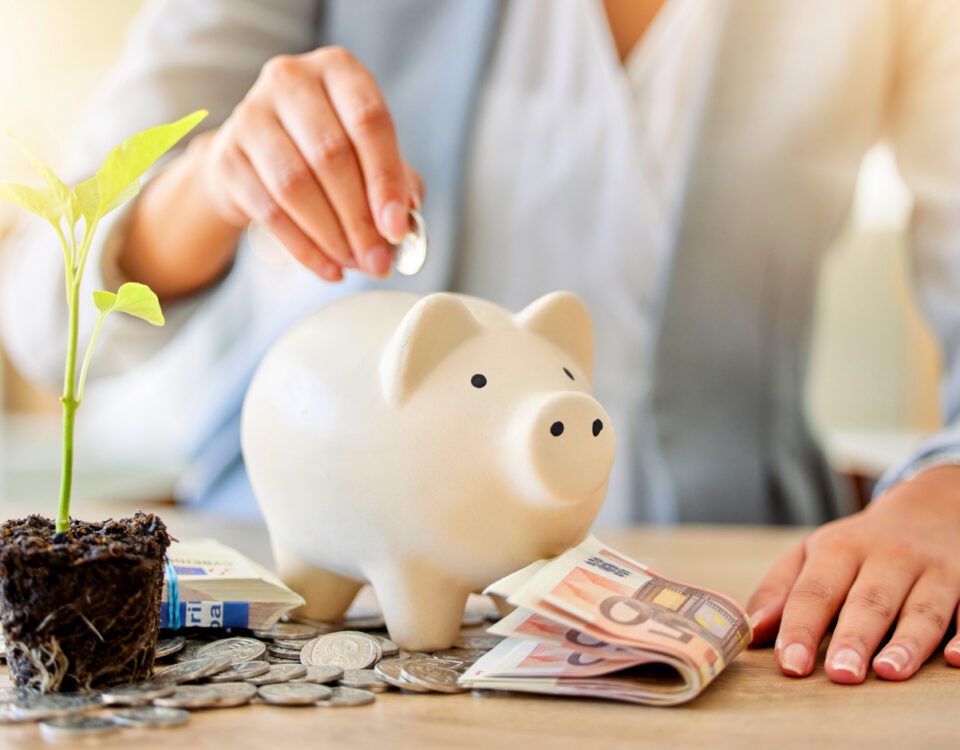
[746,541,805,647]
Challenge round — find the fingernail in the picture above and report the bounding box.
[830,647,864,678]
[875,645,909,673]
[363,244,391,278]
[319,263,341,282]
[749,606,772,629]
[381,201,408,244]
[781,643,810,676]
[947,641,960,658]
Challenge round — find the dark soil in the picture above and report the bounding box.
[0,512,170,692]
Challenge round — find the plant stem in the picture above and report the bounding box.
[56,282,81,533]
[76,311,107,406]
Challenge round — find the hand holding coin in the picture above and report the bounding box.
[248,207,427,278]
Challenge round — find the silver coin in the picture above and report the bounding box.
[394,209,428,276]
[155,635,187,659]
[268,643,304,658]
[247,663,307,686]
[283,617,339,635]
[153,656,232,684]
[102,681,177,706]
[431,648,488,666]
[210,682,257,707]
[268,650,303,661]
[253,622,321,641]
[301,631,381,670]
[39,714,117,740]
[258,682,331,706]
[197,637,266,664]
[0,704,28,725]
[293,665,343,685]
[267,654,303,664]
[8,692,101,721]
[409,656,463,671]
[316,687,376,708]
[461,611,489,627]
[454,635,503,651]
[267,636,316,654]
[400,661,467,694]
[153,684,222,709]
[110,706,190,728]
[342,614,386,631]
[376,636,400,657]
[339,669,392,692]
[174,639,209,662]
[207,660,270,682]
[374,659,430,693]
[405,652,434,660]
[0,686,37,704]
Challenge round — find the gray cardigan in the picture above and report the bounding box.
[4,0,960,524]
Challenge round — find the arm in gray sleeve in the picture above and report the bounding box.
[0,0,319,390]
[874,0,960,496]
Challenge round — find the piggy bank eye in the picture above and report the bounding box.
[563,367,575,381]
[471,373,487,389]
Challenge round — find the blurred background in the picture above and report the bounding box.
[0,1,943,525]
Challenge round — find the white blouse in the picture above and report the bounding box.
[457,0,720,525]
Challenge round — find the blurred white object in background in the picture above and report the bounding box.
[807,142,943,478]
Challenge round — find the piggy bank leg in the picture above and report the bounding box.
[488,593,515,618]
[370,565,469,652]
[273,547,363,622]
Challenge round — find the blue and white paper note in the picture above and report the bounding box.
[161,539,304,629]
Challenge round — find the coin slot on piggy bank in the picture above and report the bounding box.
[241,290,616,651]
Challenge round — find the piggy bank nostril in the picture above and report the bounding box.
[550,421,565,437]
[592,419,603,437]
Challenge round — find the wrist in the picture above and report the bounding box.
[118,134,243,301]
[190,131,247,230]
[901,449,960,483]
[871,463,960,513]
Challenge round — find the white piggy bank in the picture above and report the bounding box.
[241,290,615,650]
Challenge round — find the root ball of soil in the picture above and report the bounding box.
[0,512,171,692]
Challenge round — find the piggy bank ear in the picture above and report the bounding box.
[515,291,594,382]
[381,293,483,405]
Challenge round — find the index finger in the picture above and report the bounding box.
[745,542,804,646]
[321,52,412,243]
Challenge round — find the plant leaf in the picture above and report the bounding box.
[75,176,141,225]
[2,129,78,226]
[93,282,164,326]
[87,109,207,223]
[0,181,63,227]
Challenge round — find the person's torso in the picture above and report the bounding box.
[191,0,896,524]
[453,0,720,525]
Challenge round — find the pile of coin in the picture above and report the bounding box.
[0,609,501,738]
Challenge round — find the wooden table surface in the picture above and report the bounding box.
[3,524,958,750]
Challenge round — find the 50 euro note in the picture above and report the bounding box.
[461,536,751,705]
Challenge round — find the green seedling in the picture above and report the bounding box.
[0,110,207,531]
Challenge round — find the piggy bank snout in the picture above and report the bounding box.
[508,392,616,505]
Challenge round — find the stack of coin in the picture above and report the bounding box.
[0,605,506,739]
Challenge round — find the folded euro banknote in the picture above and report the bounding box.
[461,536,752,705]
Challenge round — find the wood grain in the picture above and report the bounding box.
[3,525,958,749]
